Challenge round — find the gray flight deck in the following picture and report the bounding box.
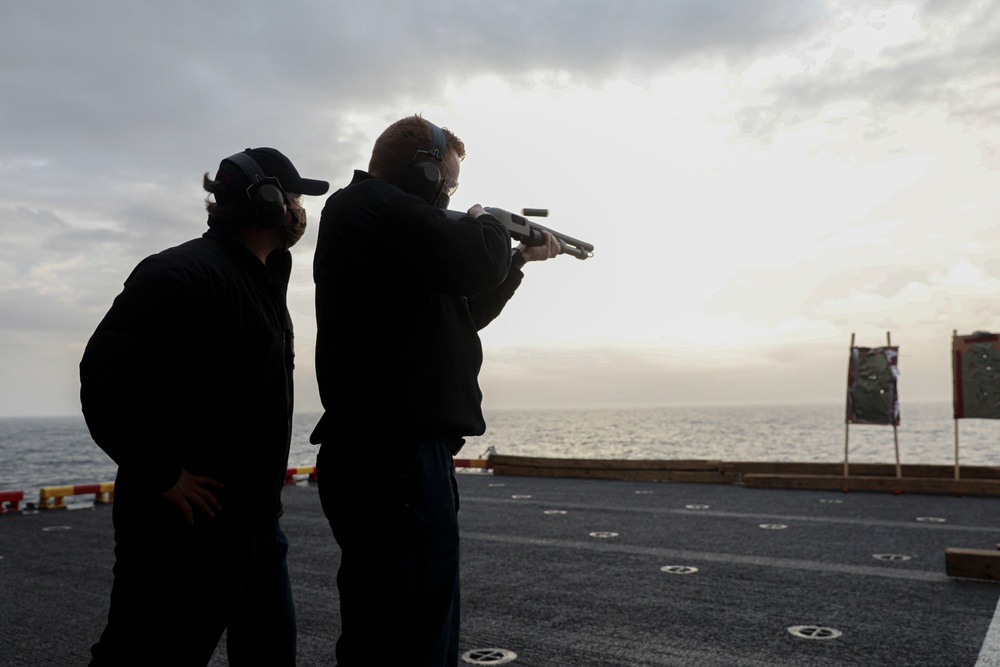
[2,472,999,666]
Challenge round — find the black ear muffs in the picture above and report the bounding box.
[399,122,448,205]
[224,151,288,228]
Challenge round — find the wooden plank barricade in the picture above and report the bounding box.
[490,455,732,484]
[489,454,1000,496]
[453,458,493,470]
[39,483,115,509]
[738,462,1000,495]
[946,545,1000,581]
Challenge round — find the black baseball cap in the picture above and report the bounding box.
[214,147,329,203]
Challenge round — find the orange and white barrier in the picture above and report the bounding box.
[284,466,318,485]
[39,482,115,510]
[0,490,24,514]
[24,458,492,510]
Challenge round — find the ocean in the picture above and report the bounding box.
[2,401,998,500]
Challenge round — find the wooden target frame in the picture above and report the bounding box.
[844,333,901,479]
[951,331,1000,480]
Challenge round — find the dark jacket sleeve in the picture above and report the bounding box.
[386,201,521,329]
[379,192,513,297]
[79,256,198,493]
[377,198,521,329]
[467,262,523,330]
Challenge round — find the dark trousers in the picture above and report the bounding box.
[318,438,461,667]
[89,511,296,667]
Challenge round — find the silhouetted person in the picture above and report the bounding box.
[80,148,328,667]
[311,115,559,666]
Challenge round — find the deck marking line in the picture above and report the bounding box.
[463,531,948,583]
[465,496,1000,534]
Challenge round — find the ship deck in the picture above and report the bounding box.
[2,472,1000,666]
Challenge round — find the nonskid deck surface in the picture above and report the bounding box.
[2,474,998,666]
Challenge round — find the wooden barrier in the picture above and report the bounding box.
[945,547,1000,581]
[0,490,24,514]
[488,455,1000,496]
[490,455,730,483]
[742,474,1000,496]
[453,458,493,470]
[39,482,115,510]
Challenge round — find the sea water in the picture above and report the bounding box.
[2,401,998,500]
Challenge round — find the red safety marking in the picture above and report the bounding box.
[284,466,318,484]
[0,490,24,514]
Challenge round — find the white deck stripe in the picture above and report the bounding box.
[977,596,1000,666]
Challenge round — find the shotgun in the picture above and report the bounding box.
[446,207,594,260]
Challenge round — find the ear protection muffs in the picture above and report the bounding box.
[224,150,288,228]
[399,121,448,206]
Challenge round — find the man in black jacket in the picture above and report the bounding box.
[311,116,559,666]
[80,148,328,667]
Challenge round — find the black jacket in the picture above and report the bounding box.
[310,171,521,450]
[80,221,294,524]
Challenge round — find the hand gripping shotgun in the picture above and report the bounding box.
[446,207,594,260]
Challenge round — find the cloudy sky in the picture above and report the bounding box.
[3,1,1000,417]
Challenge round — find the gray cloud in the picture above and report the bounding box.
[0,0,827,277]
[3,2,824,157]
[706,250,1000,346]
[2,0,995,416]
[0,0,829,306]
[735,0,1000,143]
[707,258,949,328]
